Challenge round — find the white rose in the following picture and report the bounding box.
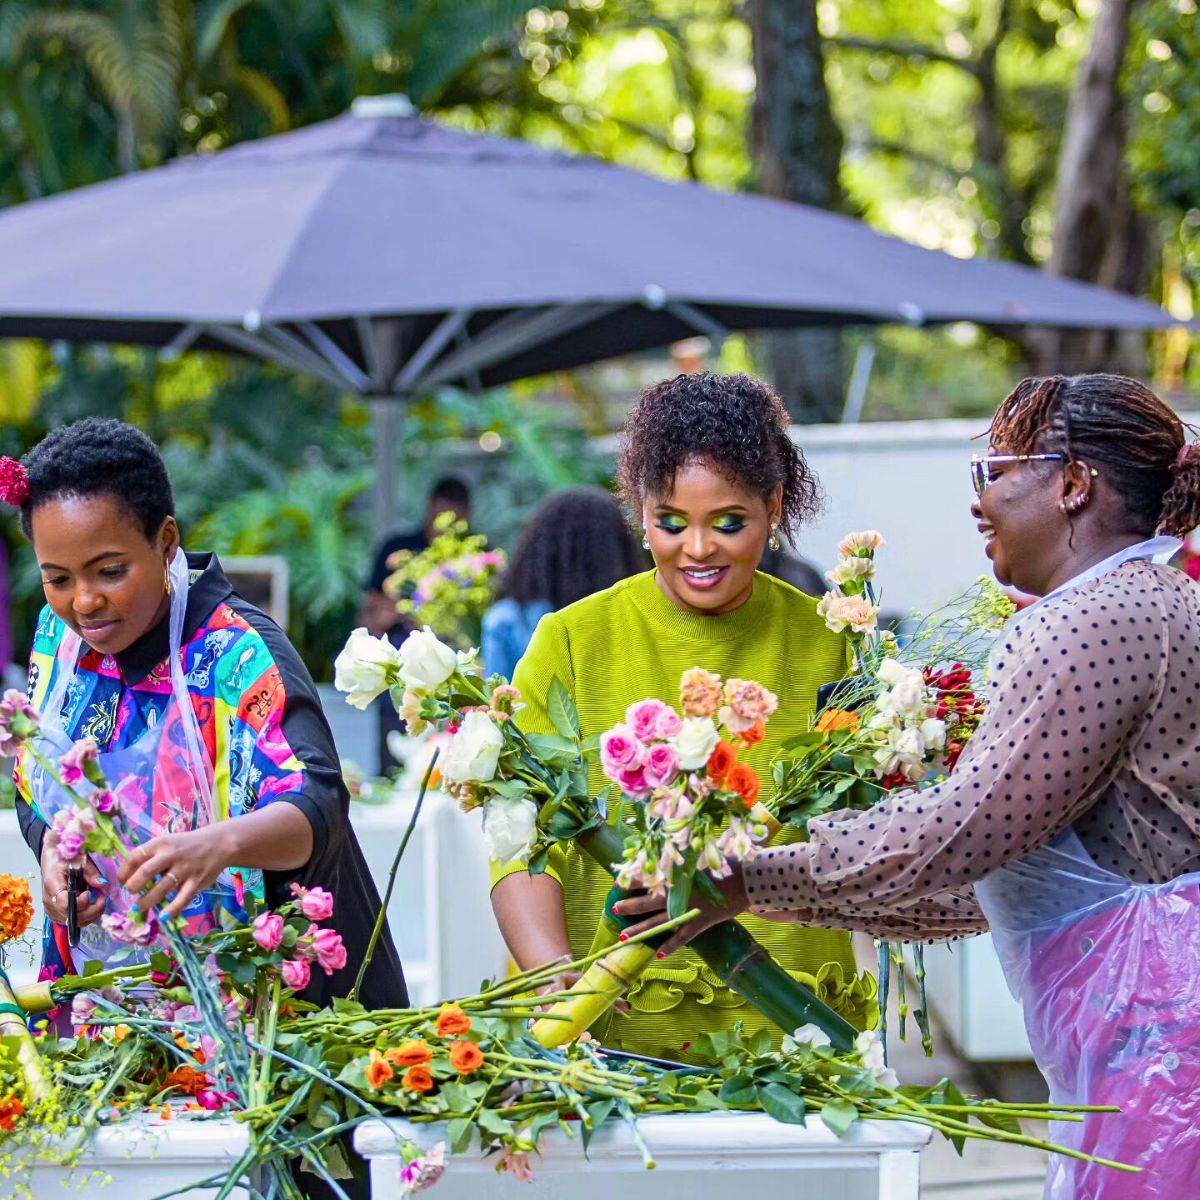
[855,1030,899,1090]
[919,717,947,752]
[782,1024,833,1053]
[481,796,538,866]
[825,556,874,587]
[397,627,460,691]
[441,710,505,784]
[334,628,401,710]
[888,678,925,716]
[670,717,719,771]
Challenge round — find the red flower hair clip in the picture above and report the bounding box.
[0,458,29,506]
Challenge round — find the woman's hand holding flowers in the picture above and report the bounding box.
[40,832,105,927]
[120,822,236,921]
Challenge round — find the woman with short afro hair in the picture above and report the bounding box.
[490,373,874,1063]
[7,417,406,1026]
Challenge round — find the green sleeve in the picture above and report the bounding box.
[488,611,574,891]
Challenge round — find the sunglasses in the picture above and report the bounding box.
[970,453,1066,497]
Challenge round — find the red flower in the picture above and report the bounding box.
[0,458,28,507]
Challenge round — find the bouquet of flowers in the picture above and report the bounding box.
[384,513,505,651]
[603,673,776,915]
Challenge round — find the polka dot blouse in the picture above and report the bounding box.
[744,561,1200,941]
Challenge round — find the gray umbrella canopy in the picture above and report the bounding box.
[0,95,1177,402]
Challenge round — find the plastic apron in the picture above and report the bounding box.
[26,548,225,972]
[974,535,1198,1199]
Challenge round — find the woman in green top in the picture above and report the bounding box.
[491,373,876,1061]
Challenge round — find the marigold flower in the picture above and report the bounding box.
[435,1004,471,1037]
[164,1066,211,1097]
[448,1041,485,1074]
[385,1040,433,1068]
[814,708,860,734]
[365,1050,395,1091]
[402,1065,435,1093]
[0,1095,23,1132]
[0,875,33,942]
[705,741,737,782]
[725,763,761,807]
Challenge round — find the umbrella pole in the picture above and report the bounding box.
[371,397,400,534]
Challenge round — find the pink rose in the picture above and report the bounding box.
[625,698,666,742]
[616,766,651,799]
[252,912,285,952]
[70,994,96,1025]
[654,708,683,739]
[280,957,311,991]
[290,884,334,922]
[307,925,348,975]
[643,744,680,790]
[599,725,642,779]
[114,774,149,812]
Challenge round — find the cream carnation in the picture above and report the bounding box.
[825,556,875,587]
[679,668,723,718]
[837,530,886,558]
[816,593,879,635]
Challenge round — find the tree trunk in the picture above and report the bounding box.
[1034,0,1147,374]
[748,0,845,422]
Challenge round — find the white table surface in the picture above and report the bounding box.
[355,1111,933,1200]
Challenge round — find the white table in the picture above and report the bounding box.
[354,1111,932,1200]
[16,1113,252,1199]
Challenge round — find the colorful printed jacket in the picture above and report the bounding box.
[14,553,406,1010]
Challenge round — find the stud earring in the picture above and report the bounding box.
[768,524,781,552]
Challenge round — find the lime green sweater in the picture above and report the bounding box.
[497,570,876,1061]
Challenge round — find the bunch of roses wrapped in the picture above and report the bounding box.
[602,668,778,894]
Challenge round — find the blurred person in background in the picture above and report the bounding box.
[358,476,470,773]
[481,488,645,679]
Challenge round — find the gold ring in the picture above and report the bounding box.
[165,871,181,890]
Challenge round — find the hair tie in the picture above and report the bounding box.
[1174,444,1198,472]
[0,458,29,506]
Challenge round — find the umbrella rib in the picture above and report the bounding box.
[202,324,350,391]
[415,302,622,392]
[296,321,370,392]
[257,323,365,391]
[391,308,473,393]
[662,301,730,342]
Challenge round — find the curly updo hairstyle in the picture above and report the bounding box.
[499,487,645,610]
[19,417,175,541]
[616,372,821,544]
[987,374,1200,539]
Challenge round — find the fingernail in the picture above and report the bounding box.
[656,951,666,960]
[618,933,628,942]
[611,905,621,914]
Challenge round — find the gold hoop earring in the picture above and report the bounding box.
[768,524,781,552]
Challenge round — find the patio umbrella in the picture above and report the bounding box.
[0,94,1178,522]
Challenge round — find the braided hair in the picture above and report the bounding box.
[18,417,175,541]
[617,373,821,543]
[987,374,1200,538]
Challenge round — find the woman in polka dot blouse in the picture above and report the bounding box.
[617,375,1200,1198]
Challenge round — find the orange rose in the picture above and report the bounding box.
[814,708,859,734]
[385,1040,433,1068]
[365,1050,394,1091]
[449,1041,485,1075]
[725,762,760,807]
[738,721,766,747]
[705,741,737,782]
[402,1066,435,1093]
[435,1005,472,1037]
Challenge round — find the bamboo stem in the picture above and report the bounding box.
[0,967,50,1103]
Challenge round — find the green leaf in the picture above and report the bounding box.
[749,1029,773,1058]
[819,1100,858,1137]
[525,732,580,767]
[438,1081,475,1112]
[477,1108,514,1137]
[718,1074,758,1106]
[548,676,581,739]
[973,1105,1022,1135]
[526,846,550,876]
[448,1118,474,1153]
[758,1082,808,1125]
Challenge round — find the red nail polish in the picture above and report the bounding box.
[656,951,666,960]
[618,933,628,942]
